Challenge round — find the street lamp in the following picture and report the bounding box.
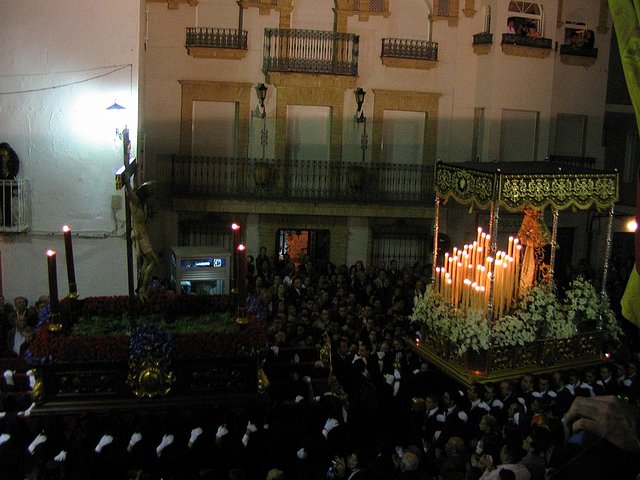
[354,87,368,163]
[256,83,269,161]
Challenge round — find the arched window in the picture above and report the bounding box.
[506,1,543,36]
[484,5,492,33]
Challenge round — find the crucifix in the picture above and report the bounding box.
[115,127,137,304]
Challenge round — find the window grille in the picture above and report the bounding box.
[371,230,428,271]
[437,0,451,16]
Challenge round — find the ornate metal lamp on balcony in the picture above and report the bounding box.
[354,87,368,163]
[254,83,273,186]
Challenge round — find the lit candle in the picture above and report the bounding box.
[46,250,60,315]
[62,225,77,298]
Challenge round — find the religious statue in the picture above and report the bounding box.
[517,206,551,295]
[122,171,158,302]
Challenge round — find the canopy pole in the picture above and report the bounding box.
[549,208,559,287]
[601,204,615,297]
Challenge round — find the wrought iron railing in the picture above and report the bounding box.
[156,155,433,205]
[501,33,552,49]
[381,38,438,61]
[243,0,278,5]
[0,179,30,233]
[263,28,359,75]
[186,27,248,49]
[472,32,493,45]
[559,44,598,58]
[548,155,597,168]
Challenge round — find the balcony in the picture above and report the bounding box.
[472,32,493,55]
[501,33,552,58]
[0,179,30,233]
[472,32,493,45]
[156,156,433,206]
[548,155,596,168]
[381,38,438,70]
[559,44,598,67]
[185,27,248,59]
[262,28,359,76]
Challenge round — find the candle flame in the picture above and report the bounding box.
[47,249,56,257]
[62,225,71,233]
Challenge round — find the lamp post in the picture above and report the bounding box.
[354,87,368,163]
[256,83,268,161]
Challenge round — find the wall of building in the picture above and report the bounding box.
[0,0,141,301]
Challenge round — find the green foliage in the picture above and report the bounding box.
[70,315,132,336]
[70,311,236,337]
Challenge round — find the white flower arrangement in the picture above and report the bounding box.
[411,277,619,353]
[449,308,491,354]
[564,276,600,324]
[517,284,574,340]
[491,313,537,347]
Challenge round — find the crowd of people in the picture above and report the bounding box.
[0,250,639,479]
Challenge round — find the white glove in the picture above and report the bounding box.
[314,360,324,368]
[28,433,48,454]
[303,375,312,384]
[26,369,37,389]
[377,351,385,360]
[156,434,174,457]
[384,373,395,385]
[216,425,229,439]
[295,395,305,403]
[395,446,404,458]
[54,450,67,462]
[0,433,11,446]
[322,418,338,438]
[293,353,300,364]
[128,432,142,448]
[436,414,445,423]
[246,422,258,433]
[270,345,279,356]
[297,447,307,460]
[94,434,113,454]
[3,370,14,386]
[393,381,400,397]
[18,402,35,417]
[393,369,401,380]
[189,427,203,445]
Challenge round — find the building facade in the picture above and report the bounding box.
[0,0,636,299]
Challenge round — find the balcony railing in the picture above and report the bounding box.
[0,179,30,233]
[186,27,248,49]
[156,156,433,205]
[548,155,597,168]
[501,33,552,49]
[381,38,438,61]
[472,32,493,45]
[263,28,359,75]
[559,44,598,58]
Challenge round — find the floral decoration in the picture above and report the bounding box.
[491,313,537,347]
[411,276,621,353]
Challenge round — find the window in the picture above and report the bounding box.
[555,114,586,157]
[276,229,330,268]
[351,0,388,14]
[563,24,595,50]
[506,1,543,36]
[484,5,492,33]
[500,109,539,162]
[371,226,429,270]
